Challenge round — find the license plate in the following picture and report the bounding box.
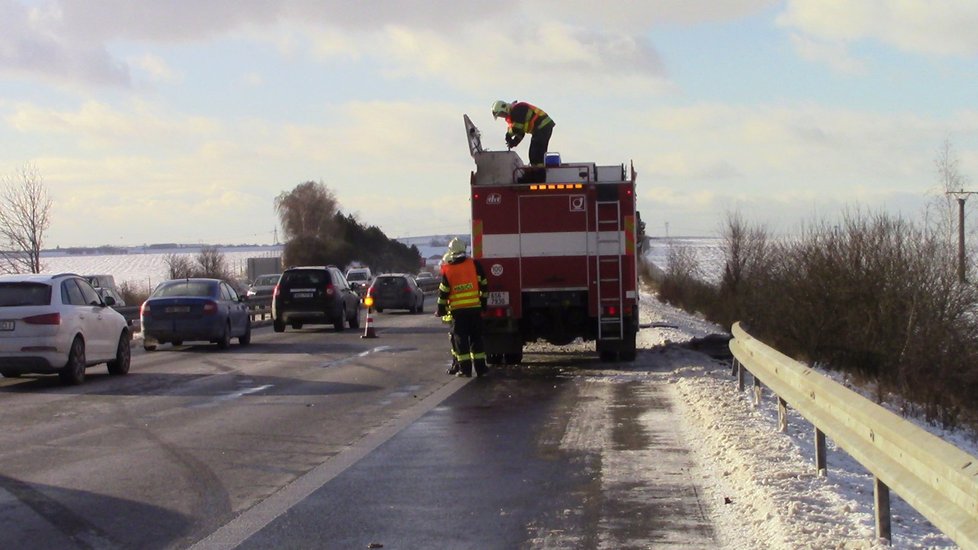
[165,306,190,313]
[294,293,313,299]
[487,292,509,306]
[0,320,13,331]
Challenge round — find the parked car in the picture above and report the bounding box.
[413,271,440,293]
[0,272,131,385]
[345,267,372,284]
[246,273,281,300]
[95,286,127,307]
[367,274,425,314]
[85,274,126,307]
[345,267,373,297]
[140,278,251,351]
[272,266,361,332]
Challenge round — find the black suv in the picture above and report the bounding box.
[272,266,361,332]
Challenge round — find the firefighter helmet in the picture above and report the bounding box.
[447,237,467,260]
[491,100,511,119]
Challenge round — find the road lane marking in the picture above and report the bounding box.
[188,377,470,550]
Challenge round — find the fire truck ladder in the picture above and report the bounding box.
[595,200,624,341]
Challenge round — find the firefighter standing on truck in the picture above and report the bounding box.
[436,238,489,378]
[491,100,555,167]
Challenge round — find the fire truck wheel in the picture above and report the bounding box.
[599,350,618,362]
[504,352,522,365]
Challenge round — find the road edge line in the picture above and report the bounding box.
[189,377,470,549]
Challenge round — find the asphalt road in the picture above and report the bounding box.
[0,296,717,549]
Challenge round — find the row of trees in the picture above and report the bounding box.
[274,181,421,273]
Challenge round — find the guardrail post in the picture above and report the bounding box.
[752,376,762,406]
[874,477,892,544]
[814,428,827,475]
[731,357,738,377]
[737,361,745,392]
[777,397,788,433]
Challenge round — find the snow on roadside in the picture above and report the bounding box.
[528,287,967,548]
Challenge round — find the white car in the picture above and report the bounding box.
[0,273,132,385]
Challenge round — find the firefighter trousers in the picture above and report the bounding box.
[451,308,487,376]
[529,123,554,166]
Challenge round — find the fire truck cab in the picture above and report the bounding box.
[464,115,641,364]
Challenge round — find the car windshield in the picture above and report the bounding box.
[347,272,368,281]
[0,282,52,306]
[153,280,217,298]
[255,275,278,285]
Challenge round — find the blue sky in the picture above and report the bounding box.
[2,0,977,247]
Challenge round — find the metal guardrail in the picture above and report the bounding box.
[728,321,978,546]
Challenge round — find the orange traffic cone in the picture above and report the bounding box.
[362,297,377,339]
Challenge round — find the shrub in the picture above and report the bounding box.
[655,210,978,431]
[119,280,151,307]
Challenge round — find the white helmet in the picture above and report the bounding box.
[447,237,467,260]
[491,100,511,119]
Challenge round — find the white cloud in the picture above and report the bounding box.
[7,100,220,147]
[130,53,180,83]
[779,0,978,57]
[788,33,866,74]
[2,0,773,93]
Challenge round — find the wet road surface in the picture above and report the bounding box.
[226,365,717,549]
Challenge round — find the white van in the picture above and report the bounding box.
[345,268,373,296]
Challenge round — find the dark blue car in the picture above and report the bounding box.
[140,278,251,351]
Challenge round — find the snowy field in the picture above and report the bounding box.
[31,241,977,546]
[38,247,283,289]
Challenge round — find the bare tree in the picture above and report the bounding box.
[0,164,53,274]
[274,181,341,266]
[274,181,339,240]
[164,253,195,279]
[196,246,233,280]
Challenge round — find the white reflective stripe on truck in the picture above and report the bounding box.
[481,232,626,258]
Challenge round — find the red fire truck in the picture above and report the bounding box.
[464,115,641,364]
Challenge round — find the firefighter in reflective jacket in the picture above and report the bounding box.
[436,238,489,377]
[491,100,555,166]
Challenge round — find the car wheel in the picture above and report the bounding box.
[273,319,285,333]
[348,307,360,329]
[291,320,303,330]
[171,340,183,346]
[417,296,424,314]
[375,307,383,313]
[217,322,231,349]
[333,308,345,332]
[239,320,252,345]
[59,337,86,385]
[107,331,131,375]
[0,369,21,378]
[144,343,157,351]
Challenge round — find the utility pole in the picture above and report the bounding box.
[947,190,976,283]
